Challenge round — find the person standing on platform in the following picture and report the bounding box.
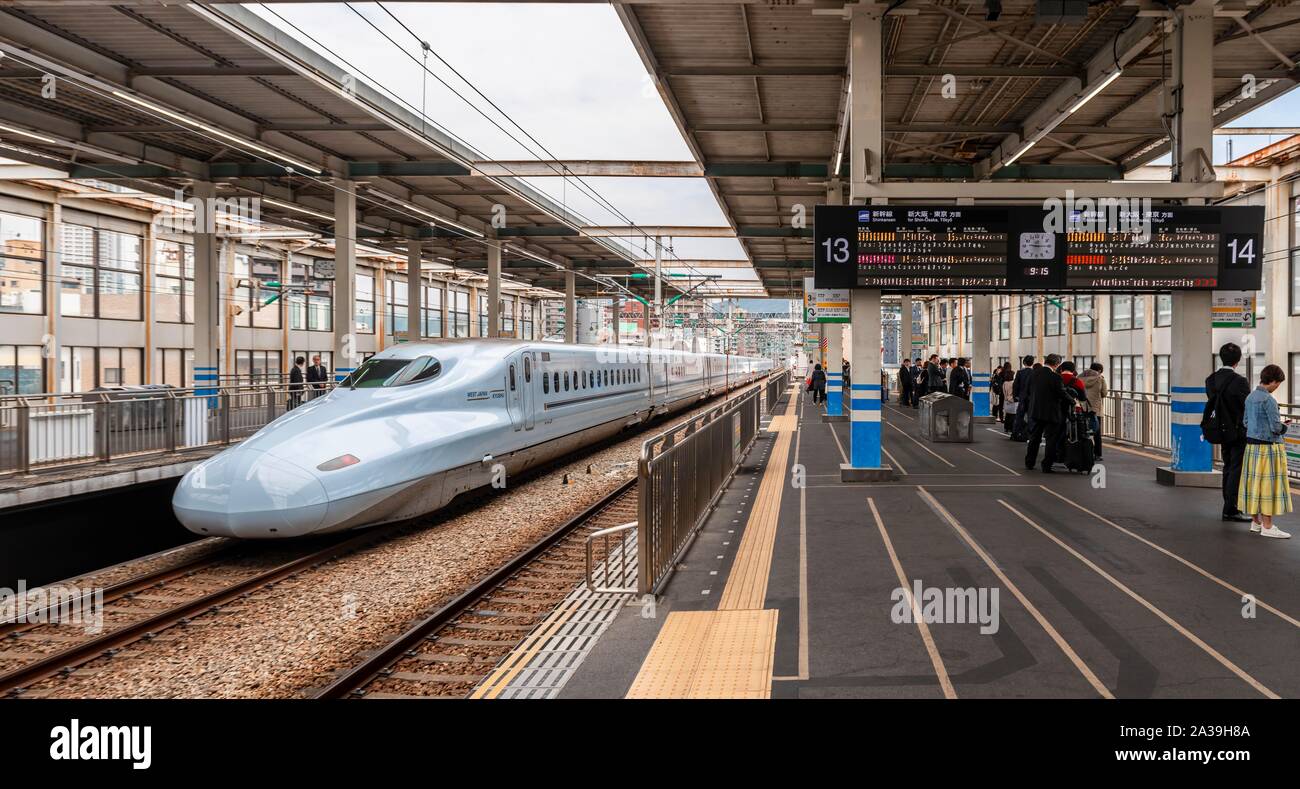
[1011,355,1035,441]
[899,358,914,407]
[949,357,971,399]
[288,356,306,410]
[1001,367,1017,433]
[927,354,946,395]
[1238,364,1292,538]
[1204,343,1253,524]
[809,363,827,404]
[913,358,927,405]
[991,364,1004,419]
[306,354,328,399]
[1024,354,1074,473]
[1079,362,1107,460]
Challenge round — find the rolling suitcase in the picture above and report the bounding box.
[1065,412,1095,474]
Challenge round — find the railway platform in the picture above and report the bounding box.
[558,385,1300,699]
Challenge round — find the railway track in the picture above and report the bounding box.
[0,529,395,697]
[313,478,638,699]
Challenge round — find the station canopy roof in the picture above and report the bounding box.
[614,0,1300,297]
[1,1,1298,300]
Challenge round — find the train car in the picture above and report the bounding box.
[173,339,774,538]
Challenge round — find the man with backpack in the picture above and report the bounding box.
[1204,342,1252,523]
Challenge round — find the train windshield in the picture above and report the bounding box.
[343,355,442,388]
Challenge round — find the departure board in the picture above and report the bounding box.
[814,204,1263,293]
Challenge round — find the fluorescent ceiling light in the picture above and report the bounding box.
[0,122,60,146]
[366,189,485,238]
[1066,70,1122,115]
[110,90,320,175]
[261,197,334,222]
[1003,140,1036,167]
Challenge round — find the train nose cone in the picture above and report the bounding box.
[172,448,329,538]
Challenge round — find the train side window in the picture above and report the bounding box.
[563,371,569,391]
[523,357,532,383]
[542,369,550,393]
[552,372,559,393]
[509,364,517,392]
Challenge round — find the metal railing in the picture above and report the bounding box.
[633,370,790,595]
[1099,390,1298,480]
[584,521,638,594]
[0,382,336,477]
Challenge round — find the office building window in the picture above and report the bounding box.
[287,257,332,332]
[153,240,193,323]
[58,346,142,392]
[1045,297,1064,336]
[60,224,142,320]
[1155,354,1169,395]
[449,289,470,337]
[1073,295,1094,334]
[0,344,44,394]
[0,211,45,315]
[1111,294,1145,331]
[355,273,375,334]
[233,255,281,328]
[1155,294,1172,327]
[1019,299,1036,338]
[423,283,443,338]
[1291,353,1300,400]
[235,350,283,383]
[1292,249,1300,316]
[152,348,193,388]
[996,307,1010,340]
[521,301,535,340]
[386,279,408,337]
[503,298,516,336]
[1109,355,1146,392]
[1073,355,1096,373]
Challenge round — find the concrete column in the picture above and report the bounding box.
[564,268,577,344]
[333,180,357,381]
[487,238,501,338]
[1264,171,1292,404]
[652,237,662,349]
[406,239,422,341]
[845,289,888,478]
[1162,0,1217,483]
[970,294,993,419]
[612,295,621,345]
[44,201,61,392]
[825,322,845,418]
[193,181,220,397]
[841,2,889,479]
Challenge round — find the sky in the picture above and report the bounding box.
[249,2,1300,301]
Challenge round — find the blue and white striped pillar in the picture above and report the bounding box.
[194,365,219,407]
[850,382,882,467]
[334,366,355,384]
[825,322,844,416]
[1170,385,1213,472]
[971,371,991,418]
[1167,291,1214,477]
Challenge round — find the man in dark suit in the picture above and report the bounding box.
[898,359,913,407]
[1024,354,1075,472]
[926,354,946,394]
[1205,342,1252,522]
[288,355,306,410]
[1011,355,1035,439]
[949,357,971,399]
[306,354,328,398]
[913,358,928,404]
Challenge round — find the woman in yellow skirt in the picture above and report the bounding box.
[1237,364,1293,538]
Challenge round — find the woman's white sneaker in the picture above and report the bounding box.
[1250,522,1262,533]
[1259,526,1291,539]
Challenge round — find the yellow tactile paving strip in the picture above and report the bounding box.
[718,395,798,611]
[625,391,796,699]
[625,609,778,699]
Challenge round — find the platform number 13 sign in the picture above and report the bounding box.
[821,237,851,264]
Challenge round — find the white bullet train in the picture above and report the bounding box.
[173,339,774,538]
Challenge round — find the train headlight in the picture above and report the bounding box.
[317,454,360,472]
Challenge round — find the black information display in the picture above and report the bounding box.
[814,204,1264,293]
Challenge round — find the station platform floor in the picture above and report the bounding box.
[559,385,1300,699]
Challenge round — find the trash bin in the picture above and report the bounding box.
[918,392,973,442]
